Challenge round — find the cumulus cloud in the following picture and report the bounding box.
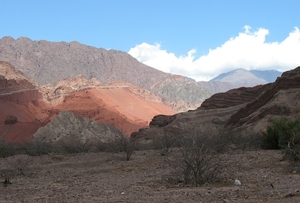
[128,26,300,81]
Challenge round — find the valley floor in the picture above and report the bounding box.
[1,149,300,202]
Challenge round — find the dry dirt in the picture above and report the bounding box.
[1,149,300,203]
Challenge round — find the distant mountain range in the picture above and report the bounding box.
[199,68,282,93]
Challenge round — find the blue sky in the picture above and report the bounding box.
[1,0,300,81]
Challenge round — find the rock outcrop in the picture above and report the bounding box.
[226,66,300,128]
[199,85,267,109]
[131,66,300,143]
[33,111,123,145]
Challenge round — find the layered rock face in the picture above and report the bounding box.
[227,66,300,128]
[199,85,267,109]
[132,66,300,141]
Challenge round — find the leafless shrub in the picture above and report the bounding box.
[1,154,34,186]
[5,154,34,176]
[153,128,179,156]
[170,132,228,186]
[94,140,120,153]
[120,136,138,161]
[94,135,138,161]
[226,130,262,151]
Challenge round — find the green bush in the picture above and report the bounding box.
[262,117,300,160]
[0,142,18,158]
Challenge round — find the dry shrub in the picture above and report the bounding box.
[26,141,54,156]
[153,128,179,156]
[170,132,228,186]
[226,130,262,151]
[61,137,92,154]
[118,136,138,161]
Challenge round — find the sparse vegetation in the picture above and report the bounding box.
[170,133,227,186]
[153,128,178,156]
[227,130,262,151]
[62,138,92,154]
[262,117,300,160]
[26,141,54,156]
[118,136,138,161]
[0,141,22,158]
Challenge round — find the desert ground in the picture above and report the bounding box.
[1,148,300,203]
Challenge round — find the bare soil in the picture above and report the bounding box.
[1,149,300,203]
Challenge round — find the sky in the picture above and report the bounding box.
[1,0,300,81]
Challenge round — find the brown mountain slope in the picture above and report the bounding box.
[151,74,213,111]
[132,66,300,142]
[226,66,300,128]
[0,37,213,111]
[0,36,169,90]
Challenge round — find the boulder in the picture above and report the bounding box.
[4,115,17,124]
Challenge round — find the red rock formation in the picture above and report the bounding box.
[0,62,178,141]
[52,88,177,136]
[0,62,52,142]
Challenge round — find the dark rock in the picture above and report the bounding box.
[149,114,177,127]
[4,115,17,124]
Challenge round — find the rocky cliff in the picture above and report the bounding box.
[132,66,300,142]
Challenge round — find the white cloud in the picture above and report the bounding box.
[128,26,300,81]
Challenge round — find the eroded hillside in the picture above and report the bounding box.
[132,66,300,142]
[0,61,177,142]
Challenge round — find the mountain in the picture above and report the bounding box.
[151,75,212,111]
[250,69,282,83]
[0,37,168,89]
[131,66,300,144]
[210,69,267,85]
[0,61,176,142]
[0,36,213,111]
[199,68,282,93]
[197,80,235,94]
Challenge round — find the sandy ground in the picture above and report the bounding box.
[1,149,300,203]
